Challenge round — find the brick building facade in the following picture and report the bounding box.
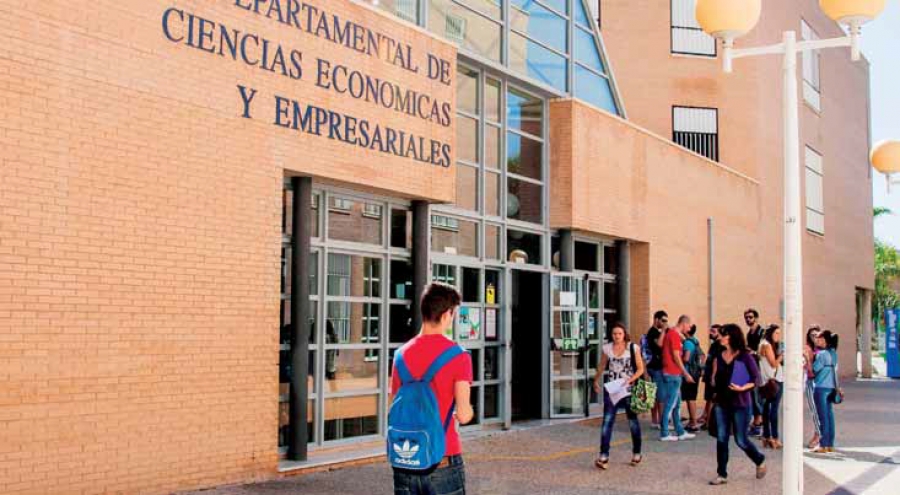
[0,1,874,493]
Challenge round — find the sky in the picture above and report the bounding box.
[863,3,900,247]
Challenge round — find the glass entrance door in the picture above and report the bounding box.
[550,274,590,418]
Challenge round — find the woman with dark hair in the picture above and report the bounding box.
[812,330,840,453]
[709,324,766,486]
[593,322,646,469]
[759,324,784,449]
[804,326,822,449]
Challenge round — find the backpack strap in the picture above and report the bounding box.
[393,349,415,385]
[422,345,466,383]
[443,399,456,432]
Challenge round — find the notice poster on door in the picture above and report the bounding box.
[485,308,498,341]
[560,291,577,307]
[458,307,482,341]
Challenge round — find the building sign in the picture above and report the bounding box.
[155,0,457,202]
[887,309,900,379]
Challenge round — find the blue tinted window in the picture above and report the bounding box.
[510,32,567,92]
[575,65,617,114]
[574,0,592,28]
[507,88,544,136]
[574,27,605,73]
[510,0,567,53]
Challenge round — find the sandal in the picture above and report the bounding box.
[630,454,643,466]
[594,457,609,470]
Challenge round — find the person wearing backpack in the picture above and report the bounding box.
[592,322,646,470]
[642,310,668,429]
[681,324,705,432]
[388,283,473,494]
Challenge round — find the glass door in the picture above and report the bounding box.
[550,274,589,418]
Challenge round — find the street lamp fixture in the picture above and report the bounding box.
[871,140,900,193]
[695,1,885,494]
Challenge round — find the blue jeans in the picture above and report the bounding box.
[715,405,765,479]
[814,388,836,448]
[600,391,642,456]
[659,374,685,438]
[762,382,783,439]
[393,456,466,495]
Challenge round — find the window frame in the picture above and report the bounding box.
[804,146,825,236]
[672,105,720,162]
[670,0,717,57]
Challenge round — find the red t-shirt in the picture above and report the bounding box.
[390,334,473,457]
[661,328,685,376]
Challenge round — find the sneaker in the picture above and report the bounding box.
[709,476,728,486]
[686,425,700,433]
[651,423,660,430]
[660,435,679,442]
[678,433,696,440]
[756,464,767,479]
[749,426,763,437]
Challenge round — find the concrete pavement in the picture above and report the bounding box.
[185,379,900,495]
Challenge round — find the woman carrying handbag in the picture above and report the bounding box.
[758,325,784,449]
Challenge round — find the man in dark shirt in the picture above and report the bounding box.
[744,308,765,434]
[643,310,668,429]
[700,324,722,428]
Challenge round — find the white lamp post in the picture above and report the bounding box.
[872,140,900,193]
[695,1,886,494]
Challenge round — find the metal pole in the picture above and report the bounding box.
[781,31,804,495]
[861,290,874,378]
[559,229,574,272]
[412,200,429,331]
[707,218,714,327]
[289,176,312,461]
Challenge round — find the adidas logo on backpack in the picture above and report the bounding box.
[387,345,464,471]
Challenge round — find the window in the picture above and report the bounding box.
[673,106,719,161]
[801,20,821,112]
[805,147,825,235]
[671,0,716,56]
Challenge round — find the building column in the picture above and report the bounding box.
[617,240,630,330]
[861,289,874,378]
[288,176,312,461]
[559,229,574,272]
[412,201,429,330]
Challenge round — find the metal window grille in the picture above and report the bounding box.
[671,0,716,56]
[672,106,719,161]
[395,0,418,23]
[801,20,822,111]
[805,147,825,235]
[445,14,466,44]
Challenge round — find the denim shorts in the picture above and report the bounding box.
[393,455,466,495]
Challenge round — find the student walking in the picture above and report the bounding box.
[804,326,823,449]
[659,315,696,441]
[593,322,646,469]
[389,283,474,495]
[682,325,705,432]
[811,330,840,454]
[744,309,765,436]
[709,324,767,486]
[759,324,784,449]
[642,310,668,429]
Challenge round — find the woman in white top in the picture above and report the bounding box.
[592,322,646,470]
[759,324,784,449]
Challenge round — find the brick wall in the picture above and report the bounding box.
[0,1,454,493]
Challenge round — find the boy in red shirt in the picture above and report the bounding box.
[659,315,696,441]
[390,283,473,494]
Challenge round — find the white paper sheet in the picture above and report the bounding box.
[603,378,631,404]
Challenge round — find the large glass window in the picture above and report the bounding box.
[428,0,502,62]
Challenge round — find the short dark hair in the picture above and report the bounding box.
[744,308,759,318]
[420,283,461,324]
[710,324,722,330]
[688,324,697,337]
[720,323,747,352]
[608,321,630,342]
[653,310,668,321]
[677,315,691,326]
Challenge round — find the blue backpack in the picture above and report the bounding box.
[387,345,465,471]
